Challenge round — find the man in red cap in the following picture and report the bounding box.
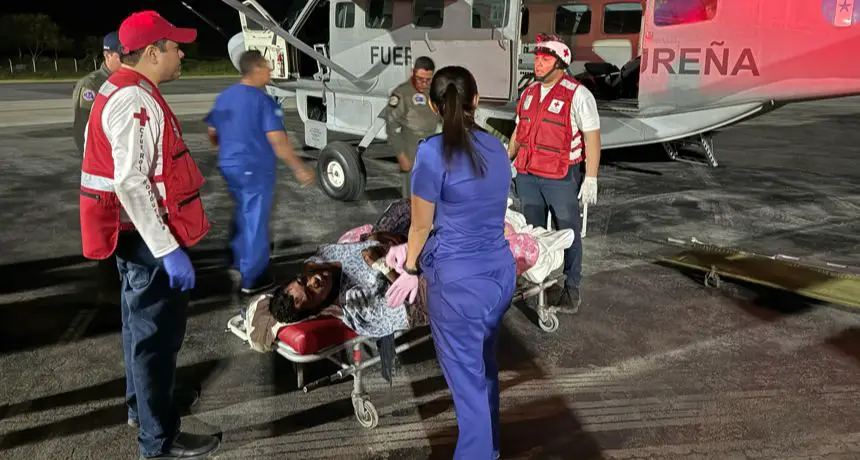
[79,10,219,459]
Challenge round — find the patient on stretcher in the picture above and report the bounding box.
[243,230,429,354]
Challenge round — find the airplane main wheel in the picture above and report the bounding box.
[317,141,367,201]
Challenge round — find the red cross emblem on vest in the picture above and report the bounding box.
[133,107,150,127]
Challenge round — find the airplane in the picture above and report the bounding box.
[215,0,860,202]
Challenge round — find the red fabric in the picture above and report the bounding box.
[80,67,210,259]
[276,315,358,355]
[119,10,197,52]
[513,75,583,179]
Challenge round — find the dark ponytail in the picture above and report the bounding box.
[429,66,486,177]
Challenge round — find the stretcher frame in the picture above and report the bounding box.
[516,273,567,332]
[226,313,432,429]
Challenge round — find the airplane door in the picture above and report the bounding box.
[410,0,520,101]
[239,0,290,79]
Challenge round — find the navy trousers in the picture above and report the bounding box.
[220,167,276,289]
[115,232,189,457]
[426,263,517,459]
[514,166,584,288]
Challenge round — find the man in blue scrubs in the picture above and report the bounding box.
[206,50,314,295]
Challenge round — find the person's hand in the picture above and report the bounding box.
[385,243,408,274]
[345,287,369,308]
[161,248,195,291]
[397,153,412,172]
[295,166,315,186]
[386,273,419,308]
[578,176,598,205]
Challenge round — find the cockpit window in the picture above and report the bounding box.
[555,4,592,35]
[654,0,717,27]
[472,0,509,29]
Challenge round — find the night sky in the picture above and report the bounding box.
[0,0,299,57]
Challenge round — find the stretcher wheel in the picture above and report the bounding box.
[317,141,367,201]
[704,266,721,289]
[538,313,559,333]
[354,399,379,429]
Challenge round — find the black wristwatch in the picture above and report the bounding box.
[404,265,420,276]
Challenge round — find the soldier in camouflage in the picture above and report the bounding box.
[72,31,122,307]
[72,31,122,156]
[385,56,440,197]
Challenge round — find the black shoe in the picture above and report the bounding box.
[128,387,201,429]
[138,432,220,459]
[557,286,582,314]
[240,273,275,296]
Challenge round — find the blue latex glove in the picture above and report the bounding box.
[162,247,195,291]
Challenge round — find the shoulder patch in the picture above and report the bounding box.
[412,93,427,105]
[388,94,400,107]
[82,89,96,102]
[560,79,578,91]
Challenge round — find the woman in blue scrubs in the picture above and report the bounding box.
[386,66,516,460]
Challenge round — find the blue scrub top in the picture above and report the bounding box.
[411,130,514,282]
[204,83,285,172]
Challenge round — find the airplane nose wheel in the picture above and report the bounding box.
[317,141,367,201]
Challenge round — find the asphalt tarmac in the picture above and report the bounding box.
[0,86,859,460]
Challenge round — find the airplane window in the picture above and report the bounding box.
[367,0,394,29]
[654,0,717,27]
[335,3,355,28]
[414,0,444,28]
[603,3,642,34]
[244,16,267,32]
[521,7,530,35]
[555,4,592,35]
[472,0,509,29]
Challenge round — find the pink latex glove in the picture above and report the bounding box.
[385,243,409,274]
[386,273,419,308]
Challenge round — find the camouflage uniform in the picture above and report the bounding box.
[72,64,110,155]
[385,79,440,197]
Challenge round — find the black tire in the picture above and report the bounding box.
[317,141,367,201]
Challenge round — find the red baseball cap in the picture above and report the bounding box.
[119,10,197,53]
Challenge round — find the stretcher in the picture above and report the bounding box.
[225,201,576,429]
[657,237,860,310]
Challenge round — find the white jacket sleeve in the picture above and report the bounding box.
[103,86,179,258]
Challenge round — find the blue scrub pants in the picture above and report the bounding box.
[514,166,584,288]
[220,167,276,289]
[115,231,188,457]
[426,264,517,459]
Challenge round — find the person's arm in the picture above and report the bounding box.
[73,81,98,155]
[105,87,179,258]
[404,142,444,271]
[262,98,308,173]
[507,118,520,159]
[573,88,602,177]
[207,127,218,149]
[385,90,408,161]
[203,106,219,149]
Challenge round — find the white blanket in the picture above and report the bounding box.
[505,198,575,285]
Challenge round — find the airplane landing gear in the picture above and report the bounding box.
[317,141,367,201]
[662,133,718,168]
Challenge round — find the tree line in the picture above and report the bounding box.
[0,13,202,73]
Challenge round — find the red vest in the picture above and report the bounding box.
[79,68,210,260]
[513,76,585,180]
